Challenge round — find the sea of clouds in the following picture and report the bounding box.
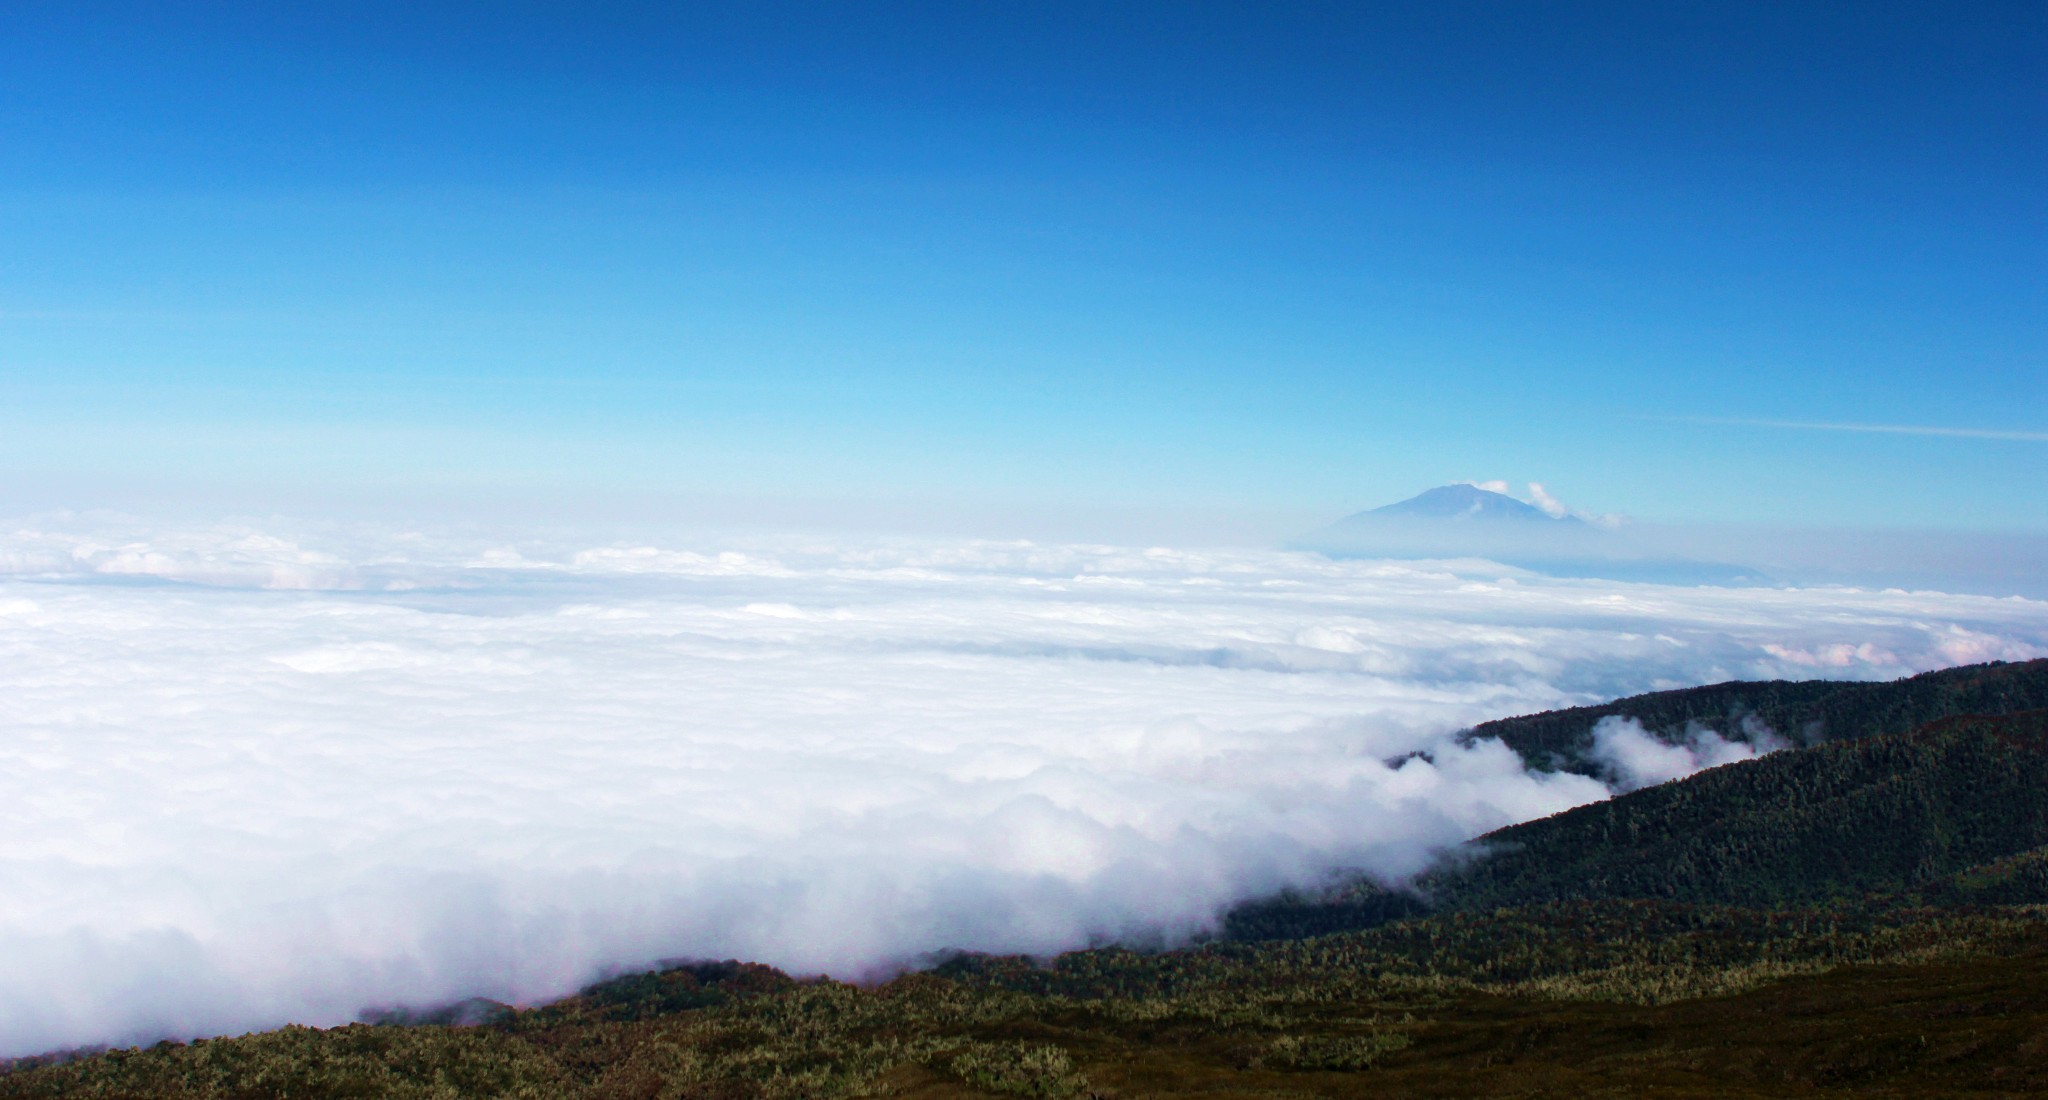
[2,513,2044,1055]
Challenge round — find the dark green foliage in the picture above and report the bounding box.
[1910,843,2048,907]
[1472,658,2048,775]
[946,1041,1091,1097]
[0,1023,571,1099]
[1432,710,2048,910]
[9,904,2048,1098]
[1255,1031,1412,1071]
[944,898,2041,1007]
[1233,701,2048,939]
[361,998,514,1028]
[573,960,796,1022]
[1220,882,1428,942]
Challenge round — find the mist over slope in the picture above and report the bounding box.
[1226,697,2048,942]
[1449,708,2048,910]
[1,514,2045,1055]
[1470,658,2048,777]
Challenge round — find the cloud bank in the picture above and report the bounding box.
[1,515,2044,1055]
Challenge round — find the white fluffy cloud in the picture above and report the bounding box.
[1525,481,1571,519]
[1,515,2044,1055]
[1588,715,1790,791]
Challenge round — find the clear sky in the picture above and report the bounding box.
[2,1,2042,536]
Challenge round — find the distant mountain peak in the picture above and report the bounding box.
[1289,484,1763,586]
[1366,484,1584,525]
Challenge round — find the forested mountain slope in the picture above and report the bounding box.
[1435,710,2048,910]
[1469,658,2048,775]
[1226,679,2048,942]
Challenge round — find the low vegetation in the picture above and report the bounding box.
[10,900,2048,1097]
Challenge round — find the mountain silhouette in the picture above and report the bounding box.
[1358,483,1584,525]
[1293,485,1766,586]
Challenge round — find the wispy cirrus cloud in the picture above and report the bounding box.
[1656,415,2048,443]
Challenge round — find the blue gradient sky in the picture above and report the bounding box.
[2,2,2042,535]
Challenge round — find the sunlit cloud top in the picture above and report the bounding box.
[3,515,2045,1054]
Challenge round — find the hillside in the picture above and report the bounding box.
[1436,709,2048,911]
[8,900,2046,1098]
[1469,658,2048,776]
[1228,665,2048,942]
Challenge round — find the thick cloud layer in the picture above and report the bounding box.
[2,516,2044,1055]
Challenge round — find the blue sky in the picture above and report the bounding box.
[2,1,2042,535]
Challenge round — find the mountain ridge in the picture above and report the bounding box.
[1467,657,2048,776]
[1223,661,2048,943]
